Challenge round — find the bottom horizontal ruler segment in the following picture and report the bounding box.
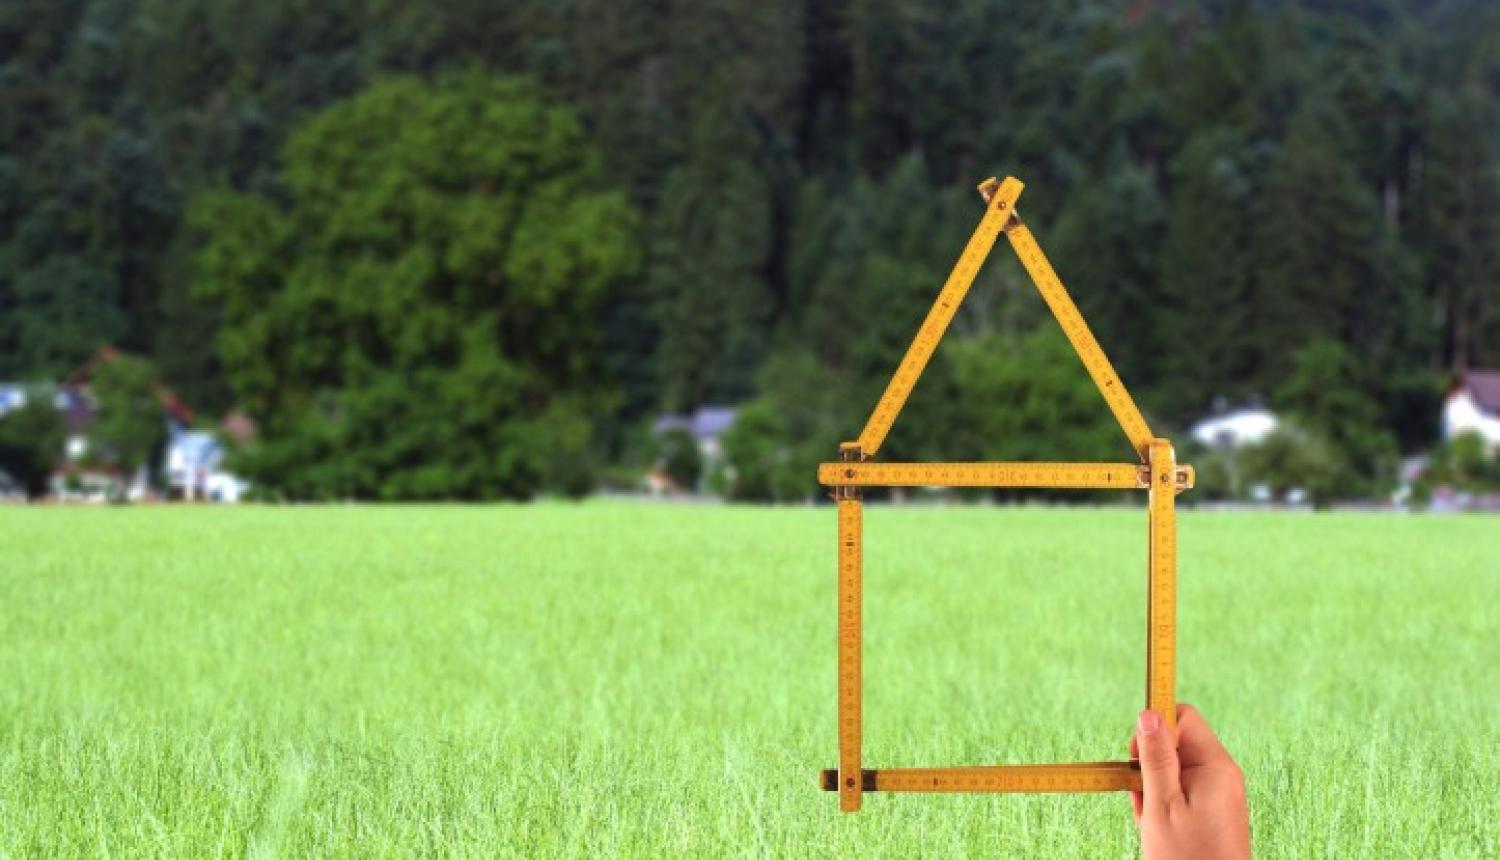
[820,762,1142,794]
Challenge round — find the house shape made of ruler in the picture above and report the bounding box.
[817,175,1195,812]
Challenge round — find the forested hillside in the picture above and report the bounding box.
[2,0,1498,499]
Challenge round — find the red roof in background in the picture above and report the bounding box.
[158,391,193,424]
[1464,370,1500,415]
[65,345,195,425]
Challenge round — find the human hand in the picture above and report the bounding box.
[1130,704,1250,860]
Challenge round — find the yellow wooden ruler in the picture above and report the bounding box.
[1147,440,1178,729]
[1006,220,1154,460]
[819,461,1193,491]
[821,762,1142,793]
[854,177,1023,456]
[836,494,863,812]
[820,175,1188,811]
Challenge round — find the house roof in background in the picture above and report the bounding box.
[66,345,194,425]
[169,430,224,468]
[1463,370,1500,414]
[59,388,95,434]
[654,405,738,440]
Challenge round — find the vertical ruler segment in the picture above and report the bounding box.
[854,177,1024,455]
[836,498,863,811]
[1146,439,1177,730]
[1006,223,1154,459]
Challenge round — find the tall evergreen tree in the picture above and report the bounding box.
[649,111,774,411]
[1250,102,1391,386]
[1154,131,1257,420]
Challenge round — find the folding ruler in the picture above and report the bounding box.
[818,175,1194,812]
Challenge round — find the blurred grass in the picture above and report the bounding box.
[0,503,1495,857]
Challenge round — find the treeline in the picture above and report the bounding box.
[1,1,1498,501]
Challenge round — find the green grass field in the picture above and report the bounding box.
[1,503,1495,857]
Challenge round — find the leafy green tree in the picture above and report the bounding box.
[947,327,1128,465]
[721,348,848,502]
[0,386,65,499]
[192,73,639,500]
[721,401,801,502]
[1186,448,1239,503]
[1238,422,1342,508]
[657,428,701,493]
[1416,432,1500,503]
[88,353,168,494]
[1274,339,1398,498]
[532,396,599,500]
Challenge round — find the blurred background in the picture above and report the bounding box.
[3,5,1499,857]
[1,0,1499,508]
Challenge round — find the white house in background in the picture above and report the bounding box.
[164,429,249,502]
[1190,405,1279,450]
[0,384,25,414]
[1442,370,1500,451]
[1,347,252,502]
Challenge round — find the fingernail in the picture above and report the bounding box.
[1137,709,1161,735]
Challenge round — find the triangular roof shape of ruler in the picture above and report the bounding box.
[819,175,1195,812]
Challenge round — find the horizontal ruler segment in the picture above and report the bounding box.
[818,461,1194,490]
[821,762,1142,793]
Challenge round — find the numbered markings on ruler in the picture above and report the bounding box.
[836,499,863,811]
[821,763,1143,794]
[1005,223,1154,458]
[855,178,1023,456]
[1146,439,1178,729]
[818,461,1194,490]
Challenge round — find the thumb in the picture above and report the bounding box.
[1135,709,1181,812]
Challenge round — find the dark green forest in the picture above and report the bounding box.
[2,0,1499,500]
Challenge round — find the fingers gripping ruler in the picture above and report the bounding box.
[820,176,1191,811]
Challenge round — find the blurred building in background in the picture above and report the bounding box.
[163,429,249,502]
[1190,403,1280,451]
[1443,371,1500,452]
[0,348,248,502]
[653,406,737,465]
[647,406,738,495]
